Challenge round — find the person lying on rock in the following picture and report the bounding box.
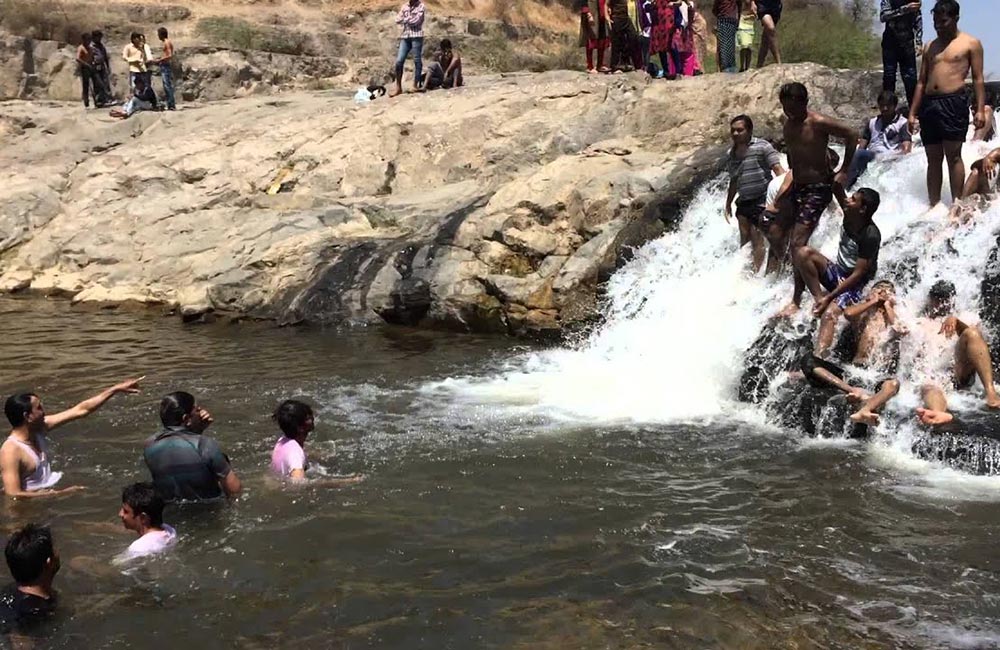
[912,280,1000,426]
[947,146,1000,223]
[846,90,912,188]
[724,114,785,275]
[799,280,906,427]
[108,75,158,120]
[782,181,883,360]
[422,39,463,91]
[1,378,143,499]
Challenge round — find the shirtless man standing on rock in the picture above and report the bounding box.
[775,82,858,318]
[907,0,986,208]
[1,379,143,499]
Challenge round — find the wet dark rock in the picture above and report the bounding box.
[738,323,813,404]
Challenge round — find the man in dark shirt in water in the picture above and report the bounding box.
[0,524,59,639]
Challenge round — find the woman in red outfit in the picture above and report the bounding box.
[649,0,676,77]
[580,0,611,73]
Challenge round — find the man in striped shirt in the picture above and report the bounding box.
[391,0,426,97]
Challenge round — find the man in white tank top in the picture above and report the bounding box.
[1,378,143,499]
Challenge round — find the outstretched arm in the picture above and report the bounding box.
[832,176,849,211]
[44,377,143,432]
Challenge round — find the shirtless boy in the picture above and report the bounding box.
[801,280,905,426]
[1,378,143,498]
[907,0,986,207]
[913,281,1000,426]
[948,147,1000,223]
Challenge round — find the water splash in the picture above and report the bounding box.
[431,123,1000,475]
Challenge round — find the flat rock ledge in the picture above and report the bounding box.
[0,64,878,336]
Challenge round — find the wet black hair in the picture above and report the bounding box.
[130,32,142,42]
[81,32,92,44]
[857,187,881,219]
[929,280,956,300]
[730,114,754,133]
[5,524,54,585]
[4,393,36,428]
[933,0,960,18]
[877,90,898,106]
[440,38,452,50]
[92,30,104,40]
[159,391,196,427]
[158,27,168,39]
[122,482,164,528]
[273,400,314,437]
[779,82,808,104]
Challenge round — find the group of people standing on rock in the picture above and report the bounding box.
[727,0,998,430]
[75,27,177,117]
[0,381,362,635]
[578,0,780,77]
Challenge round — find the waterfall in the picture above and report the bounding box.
[429,122,1000,474]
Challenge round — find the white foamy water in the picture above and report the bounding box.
[429,126,1000,458]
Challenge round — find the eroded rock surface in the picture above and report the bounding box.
[0,64,879,335]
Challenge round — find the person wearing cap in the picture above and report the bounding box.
[915,280,1000,426]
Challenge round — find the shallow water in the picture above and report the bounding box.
[1,296,999,649]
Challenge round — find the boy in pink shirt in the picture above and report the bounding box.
[270,400,364,486]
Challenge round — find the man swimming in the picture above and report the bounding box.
[907,0,986,208]
[1,378,143,499]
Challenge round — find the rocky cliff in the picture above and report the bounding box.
[0,63,879,336]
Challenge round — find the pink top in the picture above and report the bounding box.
[270,436,306,478]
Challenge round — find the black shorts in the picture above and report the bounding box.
[735,199,767,226]
[919,91,969,146]
[757,0,782,24]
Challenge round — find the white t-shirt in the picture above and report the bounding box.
[123,525,177,560]
[765,173,787,211]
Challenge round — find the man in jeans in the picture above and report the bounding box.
[880,0,922,105]
[154,27,176,111]
[76,33,97,108]
[847,90,912,187]
[391,0,425,97]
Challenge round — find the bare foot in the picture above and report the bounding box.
[986,393,1000,409]
[774,302,800,319]
[846,388,871,404]
[587,68,598,75]
[388,88,402,98]
[849,409,879,426]
[916,408,954,426]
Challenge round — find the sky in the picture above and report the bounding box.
[873,1,999,78]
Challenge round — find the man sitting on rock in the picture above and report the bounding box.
[109,75,158,120]
[800,280,905,427]
[846,90,912,188]
[423,39,463,91]
[912,280,1000,426]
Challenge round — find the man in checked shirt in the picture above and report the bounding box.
[391,0,426,97]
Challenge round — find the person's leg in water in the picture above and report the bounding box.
[736,206,766,273]
[779,239,824,317]
[924,143,945,206]
[917,384,953,425]
[814,301,844,358]
[847,148,877,189]
[801,356,870,403]
[391,37,413,97]
[953,326,1000,408]
[764,219,788,275]
[850,378,900,426]
[943,139,966,202]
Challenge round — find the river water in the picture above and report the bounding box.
[6,134,1000,648]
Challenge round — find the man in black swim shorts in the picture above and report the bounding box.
[755,0,782,67]
[907,0,987,207]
